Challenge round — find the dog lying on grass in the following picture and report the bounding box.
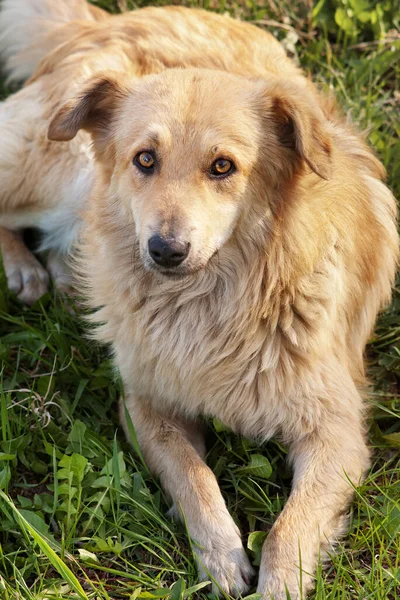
[0,0,398,597]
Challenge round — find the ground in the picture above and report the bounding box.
[0,1,399,599]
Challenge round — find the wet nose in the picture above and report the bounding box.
[148,235,190,268]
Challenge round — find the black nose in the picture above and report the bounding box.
[148,235,190,268]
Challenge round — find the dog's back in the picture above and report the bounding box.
[0,0,105,82]
[0,0,303,86]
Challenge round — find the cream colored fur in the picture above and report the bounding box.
[0,1,398,597]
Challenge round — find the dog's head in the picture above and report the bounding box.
[49,68,332,277]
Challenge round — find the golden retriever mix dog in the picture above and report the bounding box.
[0,0,398,597]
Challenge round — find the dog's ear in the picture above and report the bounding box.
[48,73,128,142]
[261,81,332,180]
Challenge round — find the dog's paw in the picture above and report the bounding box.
[196,541,254,597]
[257,571,300,600]
[6,256,49,305]
[46,251,73,296]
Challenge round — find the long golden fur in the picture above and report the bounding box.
[0,1,398,597]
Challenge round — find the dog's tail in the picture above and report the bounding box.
[0,0,107,83]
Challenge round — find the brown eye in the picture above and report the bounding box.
[134,151,155,173]
[210,158,235,178]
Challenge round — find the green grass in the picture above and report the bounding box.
[0,1,399,599]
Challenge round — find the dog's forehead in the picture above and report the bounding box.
[118,71,261,151]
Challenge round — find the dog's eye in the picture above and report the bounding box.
[134,151,156,173]
[210,158,235,178]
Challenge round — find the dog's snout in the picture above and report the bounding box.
[148,235,190,268]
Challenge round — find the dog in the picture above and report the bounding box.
[0,1,398,597]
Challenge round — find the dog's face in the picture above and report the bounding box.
[111,71,265,277]
[49,69,331,276]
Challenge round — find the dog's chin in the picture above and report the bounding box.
[155,268,192,280]
[144,262,206,280]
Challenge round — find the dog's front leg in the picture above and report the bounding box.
[121,395,254,596]
[257,392,370,599]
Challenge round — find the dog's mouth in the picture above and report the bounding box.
[154,263,209,279]
[145,260,209,280]
[155,268,192,279]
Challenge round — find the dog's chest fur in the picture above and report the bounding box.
[103,243,337,441]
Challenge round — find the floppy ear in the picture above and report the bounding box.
[265,82,332,180]
[48,73,128,142]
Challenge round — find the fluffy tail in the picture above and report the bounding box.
[0,0,107,82]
